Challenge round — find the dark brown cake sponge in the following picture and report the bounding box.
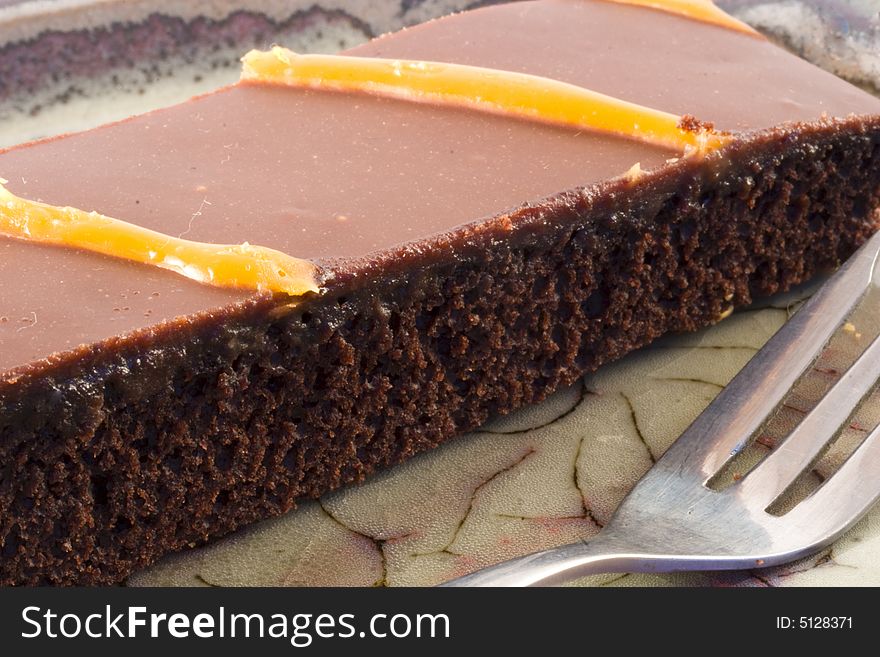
[2,120,878,584]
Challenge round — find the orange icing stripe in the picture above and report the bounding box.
[0,180,320,296]
[603,0,760,36]
[241,48,732,154]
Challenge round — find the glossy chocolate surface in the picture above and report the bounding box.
[1,0,879,373]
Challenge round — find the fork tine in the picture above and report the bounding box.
[737,331,880,507]
[653,231,880,482]
[783,421,880,543]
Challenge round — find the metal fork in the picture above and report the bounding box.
[444,229,880,586]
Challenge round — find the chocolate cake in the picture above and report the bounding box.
[1,0,879,585]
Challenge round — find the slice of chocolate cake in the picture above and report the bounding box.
[1,0,879,585]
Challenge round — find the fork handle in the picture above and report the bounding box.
[440,536,652,587]
[440,534,748,586]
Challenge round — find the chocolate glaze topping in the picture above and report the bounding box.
[1,0,879,373]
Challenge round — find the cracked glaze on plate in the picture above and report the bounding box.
[1,0,879,586]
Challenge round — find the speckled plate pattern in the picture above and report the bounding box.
[1,0,879,586]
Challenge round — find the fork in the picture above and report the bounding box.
[443,229,880,586]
